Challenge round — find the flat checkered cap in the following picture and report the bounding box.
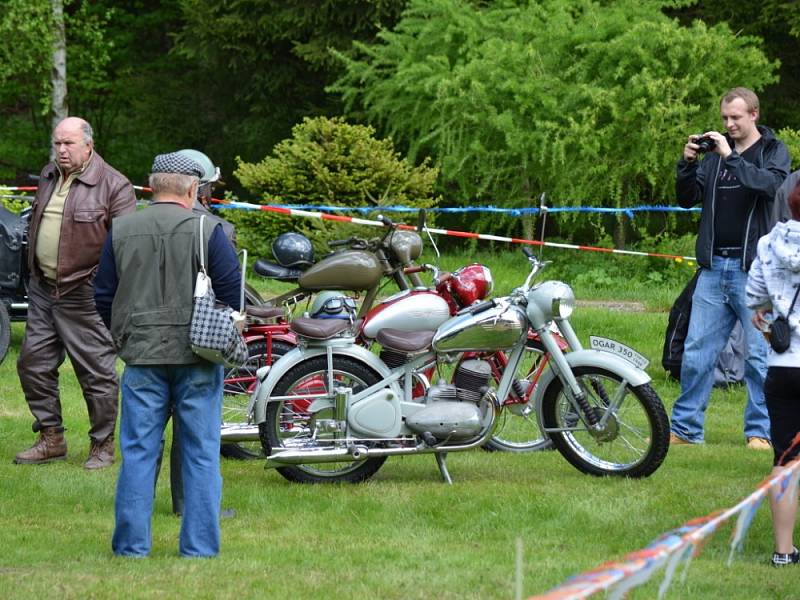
[151,152,204,177]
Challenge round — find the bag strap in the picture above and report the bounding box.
[197,214,207,274]
[787,283,800,316]
[239,248,247,313]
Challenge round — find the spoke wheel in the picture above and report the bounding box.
[221,339,293,459]
[541,367,669,477]
[482,342,553,453]
[260,355,386,484]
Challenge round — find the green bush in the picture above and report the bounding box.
[777,127,800,170]
[232,116,439,252]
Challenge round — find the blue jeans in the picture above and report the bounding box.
[670,257,770,443]
[112,363,223,557]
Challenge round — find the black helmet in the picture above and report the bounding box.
[272,232,314,268]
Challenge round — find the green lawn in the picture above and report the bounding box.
[0,249,796,599]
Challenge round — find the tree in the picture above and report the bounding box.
[0,0,112,179]
[669,1,800,130]
[172,0,408,183]
[230,116,438,257]
[50,0,68,145]
[332,0,778,245]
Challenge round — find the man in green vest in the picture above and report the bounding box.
[94,151,241,557]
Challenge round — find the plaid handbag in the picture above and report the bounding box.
[189,215,248,367]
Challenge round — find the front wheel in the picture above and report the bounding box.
[541,367,669,478]
[260,355,387,484]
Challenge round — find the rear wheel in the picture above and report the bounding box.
[482,340,553,453]
[220,339,293,459]
[541,367,669,477]
[260,355,387,483]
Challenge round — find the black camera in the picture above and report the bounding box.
[693,135,716,153]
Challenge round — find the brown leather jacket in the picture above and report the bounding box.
[28,152,136,296]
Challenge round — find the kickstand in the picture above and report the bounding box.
[435,452,453,485]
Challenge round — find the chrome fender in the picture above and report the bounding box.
[253,344,395,424]
[531,349,652,430]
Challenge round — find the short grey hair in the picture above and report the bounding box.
[149,172,199,197]
[80,121,94,145]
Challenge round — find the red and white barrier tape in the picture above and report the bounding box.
[0,188,697,264]
[224,201,698,265]
[530,442,800,599]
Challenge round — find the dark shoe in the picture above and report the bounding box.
[84,435,115,470]
[772,547,800,567]
[14,427,67,464]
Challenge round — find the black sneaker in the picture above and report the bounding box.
[771,546,799,567]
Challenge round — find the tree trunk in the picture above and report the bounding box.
[49,0,68,160]
[613,213,626,249]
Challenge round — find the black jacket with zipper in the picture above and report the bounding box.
[676,125,790,271]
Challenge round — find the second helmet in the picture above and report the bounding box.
[272,232,314,268]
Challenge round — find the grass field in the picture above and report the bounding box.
[0,248,796,599]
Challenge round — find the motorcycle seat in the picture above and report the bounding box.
[253,258,302,282]
[247,306,285,321]
[291,317,352,340]
[376,328,435,353]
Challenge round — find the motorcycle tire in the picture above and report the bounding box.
[0,303,10,366]
[244,283,266,308]
[260,355,387,484]
[481,341,553,453]
[541,366,669,478]
[221,339,294,460]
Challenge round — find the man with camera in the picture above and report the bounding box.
[670,87,791,448]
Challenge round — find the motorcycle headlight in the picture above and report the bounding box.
[551,286,575,319]
[526,281,575,324]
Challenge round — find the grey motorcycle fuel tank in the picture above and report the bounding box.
[432,302,527,352]
[297,250,383,291]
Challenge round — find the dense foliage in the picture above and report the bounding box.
[228,116,438,256]
[0,0,798,248]
[332,0,778,244]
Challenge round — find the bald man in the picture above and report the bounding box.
[14,117,136,469]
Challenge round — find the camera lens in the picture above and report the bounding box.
[695,136,716,153]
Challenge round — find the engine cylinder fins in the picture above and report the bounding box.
[426,382,458,403]
[379,348,411,369]
[453,359,492,402]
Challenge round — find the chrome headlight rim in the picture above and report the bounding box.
[552,287,575,319]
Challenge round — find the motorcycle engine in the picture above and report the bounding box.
[406,360,492,441]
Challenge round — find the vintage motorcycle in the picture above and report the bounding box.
[221,215,435,457]
[251,249,670,483]
[223,229,559,457]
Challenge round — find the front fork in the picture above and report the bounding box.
[537,319,601,427]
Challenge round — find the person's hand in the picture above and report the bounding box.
[683,135,701,162]
[702,130,732,159]
[752,309,771,342]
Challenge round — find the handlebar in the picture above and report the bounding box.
[377,214,395,228]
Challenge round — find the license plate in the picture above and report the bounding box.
[589,336,650,370]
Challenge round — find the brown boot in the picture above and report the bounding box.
[14,427,67,464]
[84,435,115,470]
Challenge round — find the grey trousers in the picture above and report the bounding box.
[17,276,119,443]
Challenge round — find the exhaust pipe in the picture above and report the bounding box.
[220,423,260,442]
[267,390,502,466]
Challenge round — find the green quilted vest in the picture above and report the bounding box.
[110,202,213,365]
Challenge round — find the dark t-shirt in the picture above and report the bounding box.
[713,139,762,249]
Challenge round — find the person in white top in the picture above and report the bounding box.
[746,179,800,567]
